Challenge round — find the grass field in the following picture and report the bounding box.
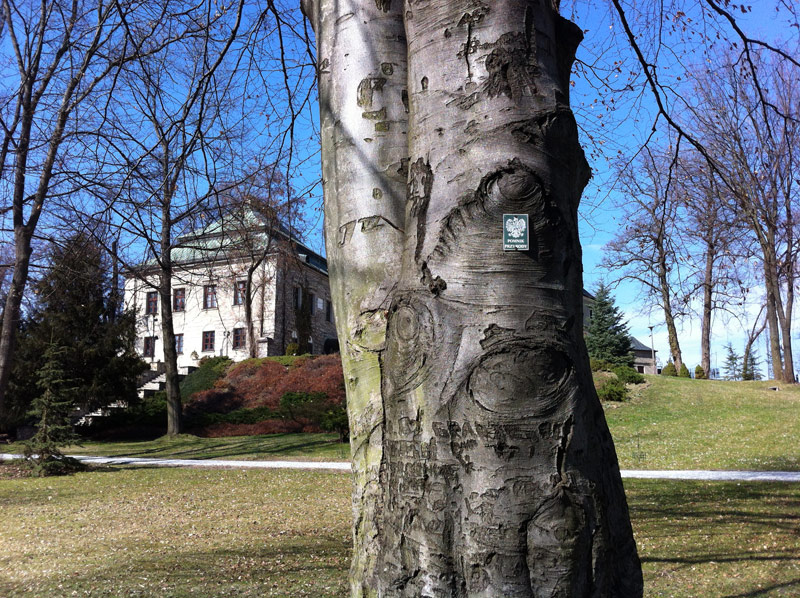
[1,466,798,597]
[2,375,798,596]
[604,376,800,471]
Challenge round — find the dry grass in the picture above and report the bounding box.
[2,465,799,597]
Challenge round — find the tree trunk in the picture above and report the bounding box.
[305,0,409,590]
[700,244,714,376]
[0,229,34,429]
[762,256,783,381]
[245,270,258,358]
[309,0,642,595]
[660,284,683,372]
[160,206,182,436]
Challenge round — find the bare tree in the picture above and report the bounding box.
[688,52,800,382]
[304,0,642,594]
[0,0,185,428]
[676,154,743,377]
[80,0,260,435]
[603,146,690,371]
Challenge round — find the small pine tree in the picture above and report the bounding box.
[694,365,707,379]
[741,349,762,381]
[678,363,691,378]
[23,345,85,476]
[585,284,634,368]
[723,343,741,381]
[661,361,677,376]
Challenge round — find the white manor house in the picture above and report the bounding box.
[124,208,338,374]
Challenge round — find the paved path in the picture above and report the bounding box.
[2,453,800,482]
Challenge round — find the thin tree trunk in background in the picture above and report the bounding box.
[700,244,714,376]
[159,204,182,436]
[660,277,683,371]
[763,256,784,380]
[110,240,120,322]
[308,0,641,594]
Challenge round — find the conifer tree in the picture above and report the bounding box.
[585,284,634,367]
[741,348,762,381]
[7,235,145,427]
[23,344,84,476]
[723,343,741,381]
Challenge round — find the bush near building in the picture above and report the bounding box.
[183,354,346,438]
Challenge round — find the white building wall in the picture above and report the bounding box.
[124,257,279,372]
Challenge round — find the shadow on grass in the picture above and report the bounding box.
[629,480,800,596]
[8,533,351,598]
[723,579,800,597]
[88,433,345,461]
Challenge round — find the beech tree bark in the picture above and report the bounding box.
[305,1,642,595]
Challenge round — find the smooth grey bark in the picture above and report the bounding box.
[303,0,409,591]
[307,0,642,595]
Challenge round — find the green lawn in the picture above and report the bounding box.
[1,466,798,597]
[605,376,800,471]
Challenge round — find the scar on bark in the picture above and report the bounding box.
[483,32,540,100]
[408,157,433,263]
[428,159,544,261]
[357,77,386,109]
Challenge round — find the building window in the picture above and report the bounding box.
[233,280,247,306]
[145,291,158,315]
[232,328,246,350]
[173,288,186,312]
[309,292,316,313]
[202,330,215,352]
[293,287,302,310]
[143,336,156,357]
[203,285,217,309]
[175,334,184,355]
[588,308,594,320]
[325,300,333,323]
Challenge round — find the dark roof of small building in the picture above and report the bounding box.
[630,336,655,352]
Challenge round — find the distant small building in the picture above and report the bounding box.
[630,336,658,374]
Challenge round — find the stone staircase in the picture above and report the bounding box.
[138,363,196,398]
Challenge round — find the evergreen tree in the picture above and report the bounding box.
[741,348,762,381]
[585,284,634,367]
[23,344,84,476]
[7,234,145,427]
[723,343,741,381]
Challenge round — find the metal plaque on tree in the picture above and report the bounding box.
[503,214,529,251]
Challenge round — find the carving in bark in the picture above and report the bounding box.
[304,0,642,594]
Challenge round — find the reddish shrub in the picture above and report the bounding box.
[274,354,345,406]
[185,354,346,434]
[184,388,244,417]
[194,418,320,438]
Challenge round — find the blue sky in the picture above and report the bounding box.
[564,0,799,375]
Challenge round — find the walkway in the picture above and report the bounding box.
[2,454,799,482]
